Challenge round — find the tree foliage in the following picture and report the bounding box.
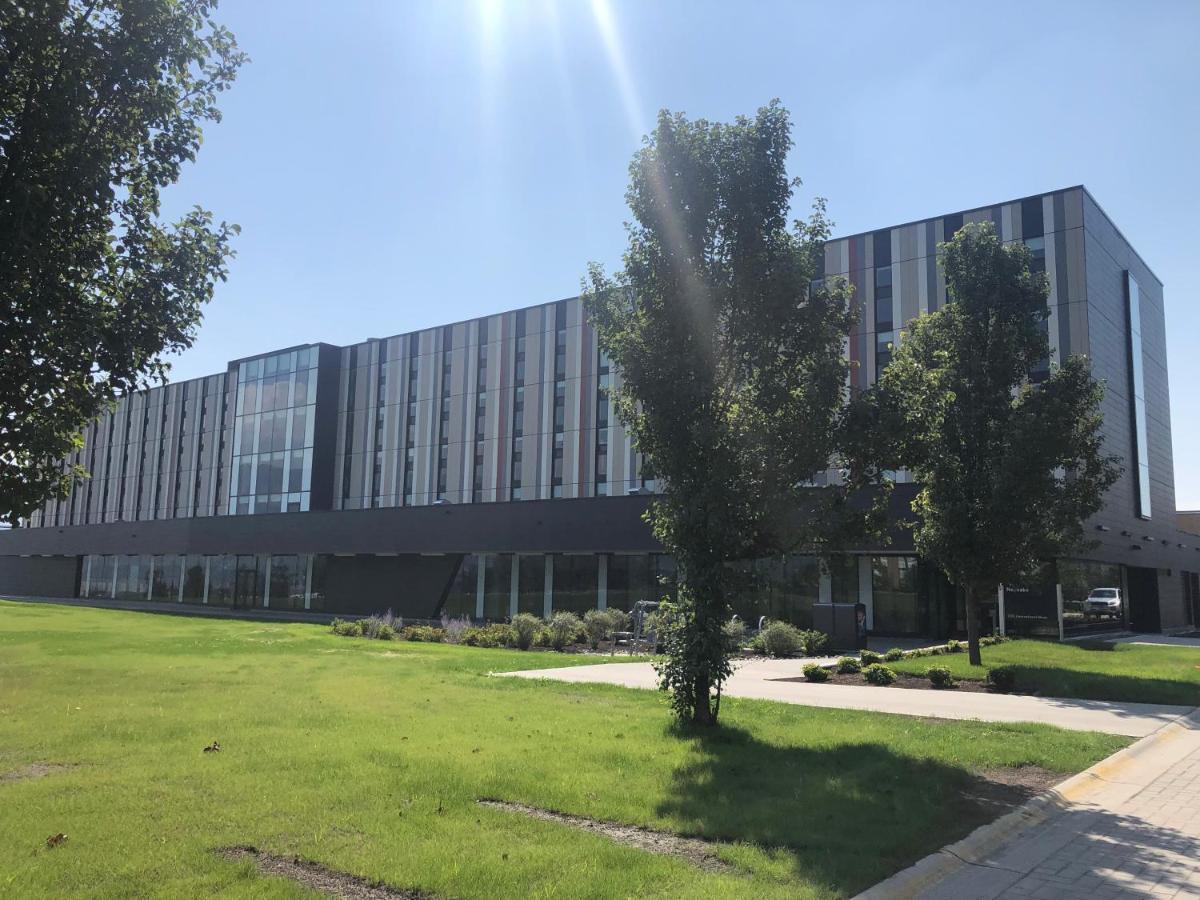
[0,0,245,523]
[869,223,1120,664]
[583,101,874,725]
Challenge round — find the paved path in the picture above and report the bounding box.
[1110,634,1200,649]
[496,658,1195,737]
[858,712,1200,899]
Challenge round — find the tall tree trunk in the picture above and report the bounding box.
[693,671,714,725]
[964,583,982,666]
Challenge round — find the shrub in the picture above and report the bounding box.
[944,639,965,654]
[926,665,956,689]
[758,621,803,658]
[863,663,897,686]
[860,649,883,666]
[441,614,471,644]
[511,613,542,650]
[802,663,829,683]
[836,656,861,674]
[980,634,1010,648]
[330,618,362,638]
[721,618,747,652]
[605,608,632,633]
[462,623,513,648]
[884,647,905,662]
[533,626,553,648]
[549,611,583,651]
[988,665,1018,693]
[399,625,444,642]
[583,609,620,650]
[376,623,396,641]
[797,629,828,656]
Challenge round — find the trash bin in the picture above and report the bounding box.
[812,603,867,651]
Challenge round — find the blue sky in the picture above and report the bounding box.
[162,0,1200,505]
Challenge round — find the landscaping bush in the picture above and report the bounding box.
[802,663,829,683]
[330,618,362,638]
[549,611,583,651]
[399,625,444,642]
[797,629,828,656]
[461,623,513,648]
[758,621,803,658]
[836,656,861,674]
[376,623,396,641]
[722,618,747,652]
[863,663,897,686]
[860,649,883,666]
[533,626,553,648]
[980,634,1009,648]
[926,665,956,689]
[884,647,905,662]
[988,665,1018,693]
[440,614,471,644]
[944,639,965,654]
[511,613,541,651]
[605,608,632,633]
[583,609,626,650]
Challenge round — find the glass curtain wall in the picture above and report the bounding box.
[730,556,820,627]
[551,554,597,614]
[443,554,479,618]
[517,554,546,615]
[482,554,513,620]
[269,555,306,610]
[150,555,182,602]
[871,556,921,635]
[182,556,206,604]
[229,346,318,515]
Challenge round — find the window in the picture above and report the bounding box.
[229,347,317,515]
[876,331,895,372]
[874,266,893,331]
[1126,272,1151,518]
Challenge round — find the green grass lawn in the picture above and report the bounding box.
[0,601,1127,899]
[888,639,1200,705]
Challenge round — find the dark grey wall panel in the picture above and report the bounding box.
[0,556,79,597]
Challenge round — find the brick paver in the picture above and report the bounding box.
[875,717,1200,899]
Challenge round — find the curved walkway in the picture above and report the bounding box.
[495,658,1196,737]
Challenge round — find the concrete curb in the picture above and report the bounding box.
[853,708,1200,900]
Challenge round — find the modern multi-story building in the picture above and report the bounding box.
[2,186,1198,635]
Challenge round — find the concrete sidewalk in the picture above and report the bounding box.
[496,658,1196,737]
[857,711,1200,899]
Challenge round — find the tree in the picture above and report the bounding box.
[0,1,245,523]
[583,101,871,726]
[871,223,1120,665]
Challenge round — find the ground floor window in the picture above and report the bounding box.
[269,555,306,611]
[482,554,512,619]
[517,554,546,616]
[729,556,819,628]
[551,554,597,615]
[872,556,920,635]
[442,554,479,619]
[150,555,181,602]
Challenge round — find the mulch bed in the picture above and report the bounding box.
[216,846,429,899]
[477,799,733,873]
[775,670,994,693]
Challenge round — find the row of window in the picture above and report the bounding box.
[76,551,923,634]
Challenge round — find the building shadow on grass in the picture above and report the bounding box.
[653,723,1049,895]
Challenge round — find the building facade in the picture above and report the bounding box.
[2,186,1197,635]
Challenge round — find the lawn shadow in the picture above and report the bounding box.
[654,722,1050,896]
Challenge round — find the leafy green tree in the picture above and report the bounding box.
[0,1,245,523]
[872,223,1120,665]
[583,101,872,726]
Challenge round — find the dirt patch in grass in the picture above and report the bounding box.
[964,766,1064,812]
[477,799,733,873]
[216,846,428,899]
[1,763,74,783]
